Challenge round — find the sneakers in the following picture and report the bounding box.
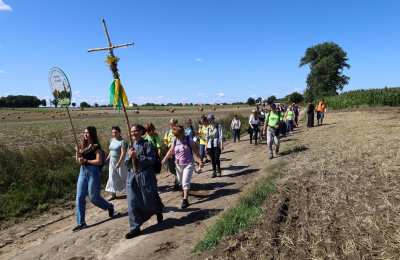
[181,199,189,209]
[211,171,217,178]
[157,213,164,224]
[269,154,273,160]
[125,228,141,239]
[108,204,115,218]
[72,223,87,232]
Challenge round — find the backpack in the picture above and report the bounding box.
[149,137,162,174]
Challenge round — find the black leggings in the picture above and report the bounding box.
[207,147,221,172]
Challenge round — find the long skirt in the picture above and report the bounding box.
[105,160,128,193]
[127,170,164,231]
[307,112,315,127]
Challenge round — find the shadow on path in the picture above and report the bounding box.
[87,212,128,229]
[280,138,298,143]
[222,165,249,171]
[316,123,337,127]
[220,158,232,162]
[191,182,235,191]
[190,188,240,206]
[142,208,223,235]
[224,168,259,178]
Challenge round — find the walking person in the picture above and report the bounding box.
[278,105,287,137]
[198,116,210,163]
[162,125,203,209]
[185,118,196,140]
[284,106,295,134]
[144,123,162,174]
[316,99,327,125]
[293,103,300,127]
[231,114,241,142]
[105,126,128,201]
[73,126,115,232]
[163,118,180,190]
[125,124,164,239]
[206,114,223,177]
[263,104,281,159]
[248,110,260,145]
[307,102,315,128]
[144,123,162,155]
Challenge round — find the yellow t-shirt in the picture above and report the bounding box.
[163,129,174,147]
[198,125,209,145]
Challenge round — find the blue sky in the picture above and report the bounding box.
[0,0,399,105]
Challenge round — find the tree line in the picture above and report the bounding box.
[0,95,46,108]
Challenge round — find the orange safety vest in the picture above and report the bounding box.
[316,101,326,112]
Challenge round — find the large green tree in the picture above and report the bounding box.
[300,42,350,101]
[285,92,304,104]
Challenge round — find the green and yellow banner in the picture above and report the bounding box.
[109,79,129,110]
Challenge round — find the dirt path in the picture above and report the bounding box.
[0,128,296,260]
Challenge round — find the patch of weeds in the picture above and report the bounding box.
[279,145,308,156]
[0,143,108,222]
[194,162,286,252]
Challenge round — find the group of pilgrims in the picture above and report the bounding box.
[72,100,326,239]
[73,113,224,239]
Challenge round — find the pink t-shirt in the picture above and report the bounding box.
[174,136,194,165]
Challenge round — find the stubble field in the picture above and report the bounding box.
[201,107,400,259]
[0,106,252,150]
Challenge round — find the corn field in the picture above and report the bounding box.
[325,87,400,109]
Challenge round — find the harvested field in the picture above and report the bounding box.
[199,108,400,259]
[0,106,252,150]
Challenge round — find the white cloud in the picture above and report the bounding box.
[195,58,203,63]
[216,92,225,97]
[0,70,6,73]
[0,0,12,11]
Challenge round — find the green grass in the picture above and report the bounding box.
[194,162,285,252]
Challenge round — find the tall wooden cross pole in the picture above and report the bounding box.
[88,18,135,144]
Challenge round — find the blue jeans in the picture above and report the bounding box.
[232,129,240,142]
[286,120,294,132]
[76,165,112,225]
[199,144,206,161]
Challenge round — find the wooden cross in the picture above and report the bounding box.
[87,19,135,146]
[88,18,134,79]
